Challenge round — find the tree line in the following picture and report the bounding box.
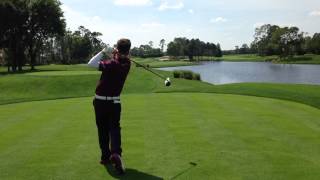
[0,0,105,72]
[166,38,222,61]
[252,24,305,58]
[57,26,106,64]
[224,24,320,58]
[223,44,253,55]
[130,40,164,58]
[229,24,320,58]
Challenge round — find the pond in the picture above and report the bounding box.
[158,61,320,85]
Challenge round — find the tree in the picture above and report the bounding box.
[310,33,320,54]
[235,46,240,54]
[252,24,305,59]
[252,24,280,56]
[187,39,196,60]
[303,36,312,53]
[166,37,222,60]
[167,41,180,58]
[278,27,304,58]
[0,0,65,71]
[216,43,222,57]
[26,0,65,70]
[67,26,105,64]
[159,39,165,53]
[0,0,29,71]
[239,44,249,54]
[130,43,163,58]
[55,30,72,64]
[148,41,153,48]
[46,26,106,64]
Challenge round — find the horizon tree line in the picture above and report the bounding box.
[130,40,164,58]
[228,24,320,58]
[166,37,222,61]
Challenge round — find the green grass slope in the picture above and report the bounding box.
[133,57,196,68]
[1,65,320,109]
[214,54,277,62]
[214,54,320,64]
[1,94,320,180]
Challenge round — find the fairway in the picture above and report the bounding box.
[1,93,320,180]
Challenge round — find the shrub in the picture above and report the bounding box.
[173,70,201,81]
[182,70,193,80]
[193,73,201,81]
[173,70,181,78]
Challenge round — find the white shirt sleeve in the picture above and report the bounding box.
[88,51,104,68]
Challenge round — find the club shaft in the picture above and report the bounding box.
[130,59,166,80]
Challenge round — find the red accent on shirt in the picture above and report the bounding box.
[95,57,131,97]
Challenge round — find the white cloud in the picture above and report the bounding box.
[210,17,228,23]
[309,10,320,16]
[114,0,152,6]
[158,0,184,11]
[188,9,194,14]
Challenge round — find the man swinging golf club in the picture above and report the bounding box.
[88,38,131,174]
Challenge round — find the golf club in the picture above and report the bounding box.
[130,59,171,87]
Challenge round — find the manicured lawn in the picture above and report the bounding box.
[1,67,320,109]
[214,54,277,62]
[213,54,320,64]
[133,57,196,68]
[0,64,95,74]
[280,54,320,64]
[1,64,320,179]
[1,94,320,179]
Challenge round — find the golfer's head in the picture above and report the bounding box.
[117,38,131,55]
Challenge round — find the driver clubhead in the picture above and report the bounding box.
[165,78,171,87]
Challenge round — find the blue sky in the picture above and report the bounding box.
[60,0,320,50]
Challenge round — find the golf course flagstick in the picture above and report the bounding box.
[129,59,171,87]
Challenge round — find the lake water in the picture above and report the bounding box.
[159,62,320,85]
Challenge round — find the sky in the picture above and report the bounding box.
[60,0,320,50]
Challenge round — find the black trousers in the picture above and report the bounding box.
[93,99,122,160]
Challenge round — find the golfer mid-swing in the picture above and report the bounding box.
[88,39,131,174]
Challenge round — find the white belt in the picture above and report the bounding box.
[95,94,120,103]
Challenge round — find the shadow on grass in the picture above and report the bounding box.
[104,164,163,180]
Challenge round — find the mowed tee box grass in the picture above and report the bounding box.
[1,62,320,179]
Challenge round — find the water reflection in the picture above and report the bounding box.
[159,61,320,85]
